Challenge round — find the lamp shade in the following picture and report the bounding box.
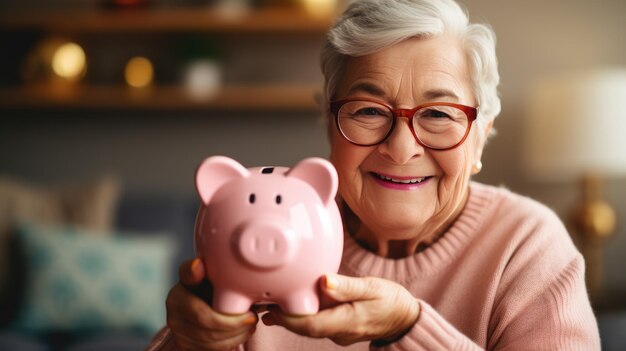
[523,68,626,182]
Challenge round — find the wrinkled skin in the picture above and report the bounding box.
[166,34,493,349]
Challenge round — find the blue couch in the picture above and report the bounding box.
[0,194,198,351]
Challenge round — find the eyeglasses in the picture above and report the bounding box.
[330,98,478,151]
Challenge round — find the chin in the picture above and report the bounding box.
[368,208,433,235]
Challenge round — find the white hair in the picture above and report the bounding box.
[320,0,501,137]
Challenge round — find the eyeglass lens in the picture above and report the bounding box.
[337,100,470,148]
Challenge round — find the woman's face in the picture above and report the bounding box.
[329,34,490,246]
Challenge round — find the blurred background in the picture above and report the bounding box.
[1,0,625,350]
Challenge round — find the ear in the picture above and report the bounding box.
[287,157,338,206]
[195,156,249,204]
[472,121,494,175]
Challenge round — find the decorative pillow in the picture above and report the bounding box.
[0,175,120,313]
[12,223,175,335]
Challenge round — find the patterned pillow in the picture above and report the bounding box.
[12,223,175,335]
[0,175,121,322]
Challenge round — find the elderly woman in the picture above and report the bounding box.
[148,0,600,350]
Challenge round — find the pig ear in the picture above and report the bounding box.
[287,158,338,206]
[195,156,249,204]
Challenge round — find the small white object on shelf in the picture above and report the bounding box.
[183,59,223,99]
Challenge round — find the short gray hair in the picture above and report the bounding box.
[320,0,501,136]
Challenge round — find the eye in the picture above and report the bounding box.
[422,109,452,119]
[339,101,392,120]
[249,193,256,204]
[275,195,282,204]
[357,107,385,116]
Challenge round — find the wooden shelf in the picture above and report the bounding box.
[0,7,335,34]
[0,83,323,111]
[0,6,331,112]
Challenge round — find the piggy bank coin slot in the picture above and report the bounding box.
[261,167,274,174]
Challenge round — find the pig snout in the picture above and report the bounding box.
[235,221,296,269]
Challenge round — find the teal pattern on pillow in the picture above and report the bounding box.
[13,223,175,335]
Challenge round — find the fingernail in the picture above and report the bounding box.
[244,315,257,325]
[191,258,201,273]
[325,274,338,290]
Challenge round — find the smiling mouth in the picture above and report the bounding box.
[372,172,431,184]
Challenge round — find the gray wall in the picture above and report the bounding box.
[1,112,330,196]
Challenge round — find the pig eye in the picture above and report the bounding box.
[249,193,256,204]
[275,195,282,205]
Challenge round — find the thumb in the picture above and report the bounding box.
[321,274,377,303]
[178,257,206,287]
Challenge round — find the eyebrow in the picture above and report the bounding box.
[346,82,386,97]
[422,89,460,101]
[346,84,460,102]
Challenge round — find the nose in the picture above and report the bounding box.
[236,220,296,270]
[377,117,424,164]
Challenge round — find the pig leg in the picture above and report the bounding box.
[212,289,253,315]
[280,290,319,316]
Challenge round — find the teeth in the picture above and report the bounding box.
[378,174,426,184]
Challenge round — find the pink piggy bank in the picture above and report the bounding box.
[193,156,344,315]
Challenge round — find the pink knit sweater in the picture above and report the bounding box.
[147,182,600,350]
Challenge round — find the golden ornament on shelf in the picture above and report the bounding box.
[571,173,617,302]
[124,56,154,88]
[22,37,87,83]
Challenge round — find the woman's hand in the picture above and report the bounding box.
[261,274,420,346]
[166,258,258,351]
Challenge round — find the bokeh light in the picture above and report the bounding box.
[124,56,154,88]
[51,42,87,81]
[300,0,337,18]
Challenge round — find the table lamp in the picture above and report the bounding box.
[523,67,626,301]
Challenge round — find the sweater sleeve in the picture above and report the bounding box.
[373,247,599,350]
[373,255,599,351]
[488,255,600,350]
[371,301,483,351]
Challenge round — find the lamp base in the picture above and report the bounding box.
[572,173,616,302]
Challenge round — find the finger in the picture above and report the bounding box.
[179,257,206,287]
[321,274,379,302]
[168,282,210,323]
[167,284,257,332]
[167,278,259,351]
[263,303,356,339]
[206,309,258,332]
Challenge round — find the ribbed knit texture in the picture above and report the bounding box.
[146,182,600,351]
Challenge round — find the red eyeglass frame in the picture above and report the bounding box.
[329,97,479,151]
